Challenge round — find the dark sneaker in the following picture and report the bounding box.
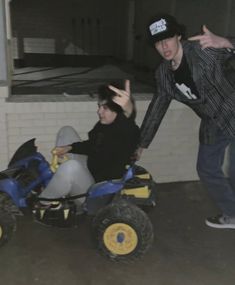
[205,214,235,229]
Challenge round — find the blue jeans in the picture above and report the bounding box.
[197,131,235,217]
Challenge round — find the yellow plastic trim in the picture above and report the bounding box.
[135,173,151,179]
[40,209,46,220]
[103,223,138,255]
[0,226,2,239]
[63,209,69,220]
[121,186,150,198]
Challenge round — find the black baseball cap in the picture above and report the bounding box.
[148,14,185,43]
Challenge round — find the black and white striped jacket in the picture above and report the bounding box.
[140,40,235,147]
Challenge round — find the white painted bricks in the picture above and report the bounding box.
[0,93,201,183]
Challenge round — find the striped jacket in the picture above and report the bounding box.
[140,40,235,147]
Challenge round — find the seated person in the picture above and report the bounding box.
[38,81,139,208]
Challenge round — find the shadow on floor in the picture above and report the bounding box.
[0,181,235,285]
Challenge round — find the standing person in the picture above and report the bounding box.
[39,81,139,207]
[132,14,235,229]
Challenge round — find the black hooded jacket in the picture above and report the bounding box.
[70,113,140,182]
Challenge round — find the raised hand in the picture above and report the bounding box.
[188,25,233,50]
[108,79,133,117]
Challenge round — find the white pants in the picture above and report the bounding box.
[40,126,95,203]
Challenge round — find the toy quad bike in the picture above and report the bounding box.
[0,139,156,261]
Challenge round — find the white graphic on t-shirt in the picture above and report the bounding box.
[176,83,197,99]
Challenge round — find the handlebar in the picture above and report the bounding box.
[50,150,68,173]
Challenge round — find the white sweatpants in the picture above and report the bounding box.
[39,126,95,203]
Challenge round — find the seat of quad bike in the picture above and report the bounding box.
[0,166,23,180]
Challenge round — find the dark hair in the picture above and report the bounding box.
[97,82,123,114]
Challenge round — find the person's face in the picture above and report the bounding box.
[154,35,182,61]
[97,103,117,125]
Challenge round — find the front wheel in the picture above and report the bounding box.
[92,200,154,261]
[0,210,16,247]
[0,193,17,247]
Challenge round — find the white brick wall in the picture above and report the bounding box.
[5,100,97,166]
[0,87,201,183]
[136,100,200,182]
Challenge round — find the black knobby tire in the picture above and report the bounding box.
[92,200,154,261]
[0,193,17,247]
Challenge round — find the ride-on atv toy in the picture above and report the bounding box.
[0,139,156,261]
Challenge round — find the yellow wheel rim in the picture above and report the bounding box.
[103,223,138,255]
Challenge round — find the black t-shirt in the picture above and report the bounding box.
[173,55,199,100]
[70,113,140,182]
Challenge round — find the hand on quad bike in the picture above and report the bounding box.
[131,147,144,161]
[52,145,72,157]
[50,146,71,172]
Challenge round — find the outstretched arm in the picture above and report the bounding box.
[53,140,91,156]
[53,145,72,156]
[188,25,234,50]
[108,79,134,118]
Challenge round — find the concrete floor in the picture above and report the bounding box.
[0,181,235,285]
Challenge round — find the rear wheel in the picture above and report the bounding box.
[92,200,154,261]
